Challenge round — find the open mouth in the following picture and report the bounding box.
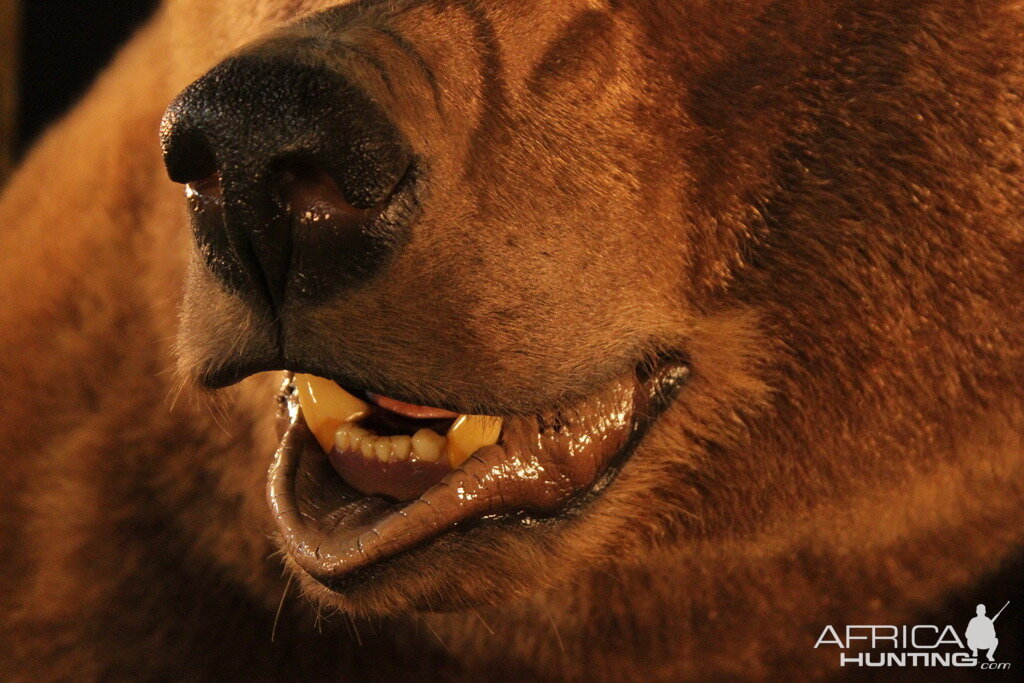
[268,358,689,590]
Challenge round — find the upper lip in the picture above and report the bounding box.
[267,358,690,588]
[206,357,480,415]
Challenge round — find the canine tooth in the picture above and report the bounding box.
[391,435,412,461]
[375,438,394,462]
[294,373,370,453]
[412,428,446,463]
[446,415,503,467]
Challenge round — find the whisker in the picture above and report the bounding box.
[271,574,295,642]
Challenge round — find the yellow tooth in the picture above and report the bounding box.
[294,373,370,453]
[334,427,352,452]
[392,435,412,461]
[375,438,394,462]
[445,415,503,467]
[412,428,446,463]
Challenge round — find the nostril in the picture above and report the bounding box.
[160,122,219,185]
[271,159,377,226]
[185,171,224,215]
[188,171,221,197]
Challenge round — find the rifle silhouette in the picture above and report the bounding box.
[992,601,1010,622]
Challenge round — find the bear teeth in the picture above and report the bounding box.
[293,373,371,453]
[293,373,502,467]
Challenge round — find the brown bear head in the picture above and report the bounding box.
[158,0,1024,620]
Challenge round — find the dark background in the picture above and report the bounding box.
[16,0,157,154]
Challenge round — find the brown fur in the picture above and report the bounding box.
[1,0,1022,679]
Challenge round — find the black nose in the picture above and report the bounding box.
[160,51,413,309]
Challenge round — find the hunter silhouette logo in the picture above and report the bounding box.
[814,602,1012,670]
[966,602,1008,663]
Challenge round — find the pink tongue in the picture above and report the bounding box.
[366,392,459,420]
